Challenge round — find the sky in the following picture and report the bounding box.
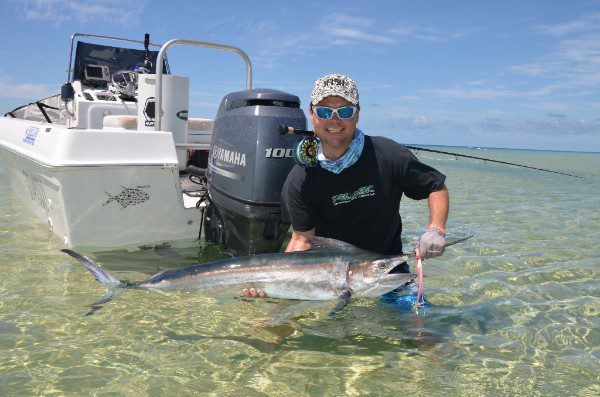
[1,0,599,152]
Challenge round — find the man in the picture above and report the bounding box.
[242,73,448,299]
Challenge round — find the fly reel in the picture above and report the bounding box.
[293,136,318,167]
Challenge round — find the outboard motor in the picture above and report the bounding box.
[204,89,306,254]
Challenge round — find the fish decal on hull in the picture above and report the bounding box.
[102,185,150,209]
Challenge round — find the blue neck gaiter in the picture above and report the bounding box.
[317,128,365,174]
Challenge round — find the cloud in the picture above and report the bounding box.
[419,87,508,99]
[510,21,600,97]
[520,102,572,112]
[508,64,547,76]
[398,95,423,101]
[522,116,600,136]
[249,14,396,69]
[411,115,430,128]
[388,24,480,43]
[479,117,506,133]
[319,14,395,44]
[418,85,553,100]
[535,13,600,37]
[482,109,506,118]
[247,13,479,68]
[369,105,600,140]
[431,12,600,108]
[557,34,600,64]
[321,26,396,44]
[17,0,148,27]
[0,75,54,100]
[479,114,600,136]
[535,19,589,36]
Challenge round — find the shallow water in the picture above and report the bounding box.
[1,147,598,396]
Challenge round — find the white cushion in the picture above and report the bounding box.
[102,115,214,131]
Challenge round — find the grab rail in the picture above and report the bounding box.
[154,39,252,131]
[66,33,163,82]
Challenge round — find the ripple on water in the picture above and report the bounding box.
[1,149,599,395]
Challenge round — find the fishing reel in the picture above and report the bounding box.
[279,125,319,168]
[293,136,318,167]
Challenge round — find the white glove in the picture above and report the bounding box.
[415,225,446,259]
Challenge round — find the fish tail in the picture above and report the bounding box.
[61,249,123,286]
[85,289,124,316]
[102,192,114,206]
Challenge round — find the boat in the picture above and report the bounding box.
[0,33,305,253]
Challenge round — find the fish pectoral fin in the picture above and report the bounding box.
[328,289,352,316]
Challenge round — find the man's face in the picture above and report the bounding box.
[310,96,359,154]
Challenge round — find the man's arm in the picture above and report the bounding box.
[415,185,449,259]
[285,229,315,252]
[428,185,449,230]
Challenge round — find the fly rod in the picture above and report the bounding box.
[278,125,581,178]
[404,145,581,178]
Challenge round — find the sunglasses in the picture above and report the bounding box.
[313,106,357,120]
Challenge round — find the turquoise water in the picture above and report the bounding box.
[1,147,598,395]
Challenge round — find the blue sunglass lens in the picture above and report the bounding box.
[336,107,355,119]
[315,107,355,119]
[316,107,333,119]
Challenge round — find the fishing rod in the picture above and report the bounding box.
[404,145,582,178]
[278,124,582,178]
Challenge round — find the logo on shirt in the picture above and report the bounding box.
[331,185,375,206]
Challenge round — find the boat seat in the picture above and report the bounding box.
[103,115,137,129]
[102,115,214,131]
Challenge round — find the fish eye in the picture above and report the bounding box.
[378,261,387,269]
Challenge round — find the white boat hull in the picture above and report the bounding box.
[0,118,202,248]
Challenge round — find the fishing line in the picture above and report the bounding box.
[409,233,475,312]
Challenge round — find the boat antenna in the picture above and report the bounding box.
[143,33,152,69]
[278,124,581,178]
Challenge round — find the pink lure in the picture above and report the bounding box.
[414,255,424,311]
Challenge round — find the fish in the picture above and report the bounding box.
[61,236,413,316]
[102,185,150,209]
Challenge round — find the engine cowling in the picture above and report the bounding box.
[204,89,307,254]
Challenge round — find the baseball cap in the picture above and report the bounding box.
[310,73,359,106]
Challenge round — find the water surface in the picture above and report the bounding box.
[1,147,598,395]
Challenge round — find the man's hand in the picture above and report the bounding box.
[285,229,315,252]
[414,226,446,259]
[241,229,316,298]
[242,288,266,298]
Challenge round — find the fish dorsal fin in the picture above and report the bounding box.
[149,267,169,278]
[307,236,366,254]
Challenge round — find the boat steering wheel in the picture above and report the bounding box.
[111,70,139,97]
